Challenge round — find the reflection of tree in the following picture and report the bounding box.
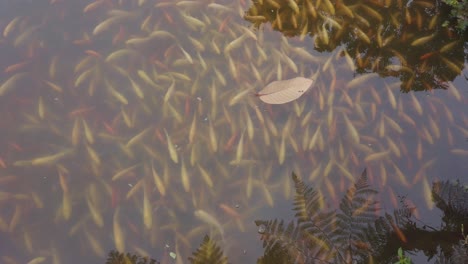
[104,174,468,264]
[244,0,466,92]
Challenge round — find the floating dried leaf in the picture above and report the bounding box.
[256,77,313,104]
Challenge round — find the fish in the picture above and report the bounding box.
[43,80,63,93]
[85,230,106,257]
[346,73,378,89]
[129,78,144,99]
[219,203,240,219]
[164,77,176,102]
[194,209,224,237]
[14,149,74,167]
[106,81,128,105]
[244,108,255,140]
[354,27,370,44]
[180,12,205,30]
[364,150,390,162]
[181,159,190,192]
[343,113,359,144]
[3,16,22,37]
[0,72,29,96]
[224,33,249,54]
[278,135,286,165]
[164,128,179,163]
[126,127,150,148]
[82,118,95,144]
[235,129,245,163]
[86,191,104,227]
[93,15,130,36]
[26,257,47,264]
[86,145,101,166]
[198,165,214,188]
[112,164,140,181]
[113,207,125,252]
[286,0,299,13]
[137,70,158,87]
[5,61,30,74]
[228,87,253,106]
[261,183,274,207]
[208,118,218,153]
[360,5,383,21]
[189,114,197,144]
[143,182,152,230]
[37,96,45,120]
[151,162,166,196]
[83,0,105,13]
[62,192,72,220]
[411,34,435,46]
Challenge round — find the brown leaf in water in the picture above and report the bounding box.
[256,77,314,104]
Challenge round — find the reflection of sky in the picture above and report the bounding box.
[0,1,467,263]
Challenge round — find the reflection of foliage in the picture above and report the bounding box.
[244,0,466,92]
[105,250,159,264]
[255,170,378,263]
[365,199,419,263]
[432,180,468,231]
[257,243,295,264]
[255,170,468,263]
[441,0,468,32]
[434,241,468,264]
[104,176,468,264]
[367,181,468,263]
[105,235,228,264]
[188,235,229,264]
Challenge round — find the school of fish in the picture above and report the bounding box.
[0,0,466,263]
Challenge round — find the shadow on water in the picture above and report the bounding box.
[104,169,468,264]
[244,0,467,92]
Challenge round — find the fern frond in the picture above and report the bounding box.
[292,172,323,224]
[335,169,379,261]
[256,242,296,264]
[256,219,308,262]
[188,235,228,264]
[363,216,392,256]
[391,197,417,230]
[291,172,345,263]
